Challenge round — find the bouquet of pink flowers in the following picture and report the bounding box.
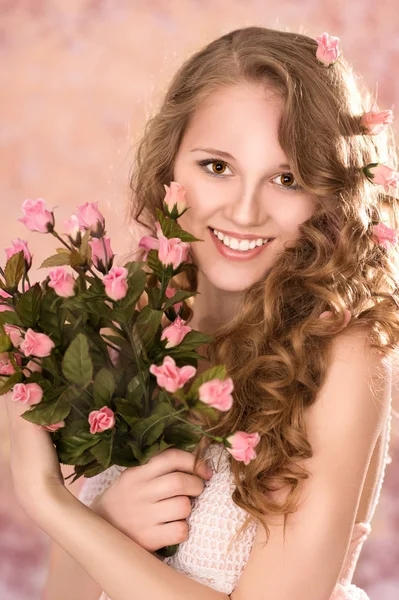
[0,184,260,554]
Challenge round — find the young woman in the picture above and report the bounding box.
[6,26,398,600]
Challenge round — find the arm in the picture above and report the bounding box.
[37,486,229,600]
[231,328,392,600]
[41,463,103,600]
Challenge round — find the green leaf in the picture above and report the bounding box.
[134,305,163,352]
[162,289,198,311]
[90,433,114,469]
[186,364,227,403]
[119,268,147,311]
[0,333,12,352]
[93,368,116,408]
[62,333,93,387]
[39,252,70,269]
[39,290,65,343]
[57,431,102,461]
[0,311,23,327]
[167,330,215,353]
[20,385,79,425]
[4,251,26,288]
[155,209,203,243]
[101,334,135,361]
[0,371,24,395]
[128,440,143,462]
[15,283,42,328]
[136,401,175,447]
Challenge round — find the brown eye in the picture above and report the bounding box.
[211,161,227,175]
[279,173,295,187]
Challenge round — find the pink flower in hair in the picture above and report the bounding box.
[371,222,398,249]
[360,103,394,136]
[225,431,261,465]
[363,163,399,193]
[315,32,340,66]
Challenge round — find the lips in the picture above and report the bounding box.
[208,226,274,241]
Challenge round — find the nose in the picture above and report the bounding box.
[223,179,264,227]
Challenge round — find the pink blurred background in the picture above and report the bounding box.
[1,1,398,598]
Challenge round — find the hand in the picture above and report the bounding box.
[4,390,65,519]
[91,448,213,553]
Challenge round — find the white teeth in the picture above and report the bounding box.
[211,228,270,252]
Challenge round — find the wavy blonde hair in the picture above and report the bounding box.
[124,26,399,549]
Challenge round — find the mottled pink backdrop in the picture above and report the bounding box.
[0,2,398,599]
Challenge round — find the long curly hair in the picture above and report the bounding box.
[124,26,399,549]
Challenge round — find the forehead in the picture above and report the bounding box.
[180,83,285,151]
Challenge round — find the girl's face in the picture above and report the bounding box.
[173,83,317,293]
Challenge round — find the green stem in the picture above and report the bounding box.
[139,407,186,446]
[123,322,150,413]
[174,414,224,443]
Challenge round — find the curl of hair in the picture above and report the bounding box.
[123,26,399,551]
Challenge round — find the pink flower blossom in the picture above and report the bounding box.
[39,421,66,432]
[74,202,105,237]
[11,382,44,406]
[20,328,55,357]
[363,163,399,193]
[138,222,191,270]
[0,304,15,313]
[3,324,24,347]
[18,198,54,233]
[371,222,398,249]
[360,103,394,136]
[0,289,12,299]
[63,214,82,245]
[5,238,32,268]
[315,32,340,66]
[48,267,76,298]
[89,237,114,272]
[160,316,192,348]
[102,266,128,301]
[23,359,43,377]
[319,309,352,327]
[149,355,196,393]
[225,431,261,465]
[164,287,183,313]
[199,377,234,411]
[0,353,22,375]
[163,182,187,217]
[88,406,115,434]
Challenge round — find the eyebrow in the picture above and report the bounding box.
[190,147,291,169]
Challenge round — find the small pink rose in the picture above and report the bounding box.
[0,289,12,299]
[47,267,76,298]
[363,163,399,193]
[18,198,54,233]
[102,266,128,301]
[160,316,192,348]
[199,377,234,412]
[20,328,55,357]
[158,228,191,270]
[315,32,340,66]
[0,358,16,375]
[3,324,24,348]
[11,382,44,405]
[5,238,32,268]
[225,431,261,465]
[23,359,43,377]
[0,304,15,313]
[74,202,105,237]
[149,355,196,393]
[163,182,187,217]
[360,103,394,136]
[89,237,114,273]
[88,406,115,434]
[64,214,82,245]
[371,222,398,249]
[164,287,183,313]
[39,421,66,432]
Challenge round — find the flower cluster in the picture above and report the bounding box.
[0,187,261,482]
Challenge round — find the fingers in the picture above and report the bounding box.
[153,495,193,524]
[143,448,212,482]
[148,471,205,503]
